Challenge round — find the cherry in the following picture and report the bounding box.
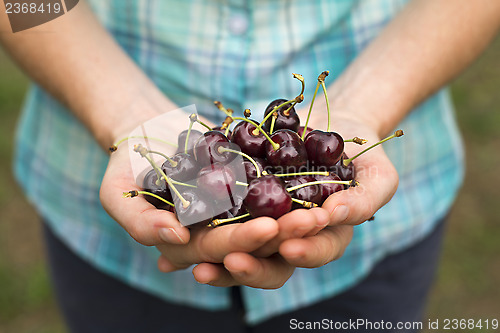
[174,189,214,227]
[243,175,292,219]
[214,195,248,222]
[176,129,203,155]
[230,120,268,158]
[329,153,355,181]
[141,169,172,208]
[196,163,237,202]
[286,175,322,208]
[194,131,234,167]
[212,126,232,140]
[313,172,344,204]
[161,153,200,182]
[262,98,300,133]
[243,157,270,182]
[304,130,344,167]
[265,129,308,170]
[297,126,313,139]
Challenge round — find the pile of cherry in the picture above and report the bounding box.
[118,72,403,228]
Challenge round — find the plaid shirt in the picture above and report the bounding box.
[15,0,464,324]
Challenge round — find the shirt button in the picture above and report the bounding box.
[228,14,249,35]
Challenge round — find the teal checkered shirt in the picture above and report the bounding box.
[15,0,463,324]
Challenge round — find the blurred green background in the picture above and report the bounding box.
[1,35,499,332]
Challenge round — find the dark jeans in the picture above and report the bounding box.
[43,220,446,333]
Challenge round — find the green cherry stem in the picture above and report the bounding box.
[344,137,368,145]
[301,83,321,141]
[318,71,331,132]
[343,130,404,166]
[184,114,197,154]
[269,112,278,134]
[109,136,177,153]
[208,213,251,228]
[258,99,296,129]
[194,118,213,131]
[286,179,355,192]
[214,101,233,118]
[217,146,262,178]
[232,117,280,151]
[145,149,178,167]
[291,198,318,209]
[134,144,190,208]
[123,190,175,207]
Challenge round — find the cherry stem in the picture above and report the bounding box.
[196,119,213,131]
[286,179,354,192]
[214,101,233,118]
[269,112,278,134]
[344,137,368,145]
[184,115,196,154]
[145,149,178,167]
[123,190,175,207]
[274,171,329,177]
[343,130,404,166]
[318,71,331,132]
[283,101,297,116]
[109,136,177,153]
[258,99,296,131]
[291,198,318,209]
[301,82,321,140]
[217,146,262,178]
[208,213,251,228]
[134,144,190,208]
[232,117,280,151]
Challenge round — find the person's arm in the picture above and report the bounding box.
[195,0,500,286]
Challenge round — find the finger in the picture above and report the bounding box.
[198,217,279,262]
[192,263,239,287]
[223,253,295,289]
[100,151,190,246]
[252,208,329,257]
[158,217,279,268]
[279,225,353,268]
[322,149,399,226]
[157,255,191,273]
[100,177,189,246]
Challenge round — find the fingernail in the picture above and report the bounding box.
[330,205,349,224]
[159,228,185,244]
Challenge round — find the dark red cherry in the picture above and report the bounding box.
[161,153,200,182]
[243,175,292,219]
[286,175,322,208]
[176,129,203,155]
[297,126,313,138]
[243,157,269,183]
[331,153,355,181]
[142,169,172,208]
[231,120,267,158]
[304,130,344,167]
[211,126,232,140]
[262,99,300,132]
[265,129,308,170]
[314,172,344,204]
[194,131,233,167]
[196,163,236,201]
[214,195,249,223]
[174,189,214,227]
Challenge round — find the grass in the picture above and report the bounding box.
[0,34,499,332]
